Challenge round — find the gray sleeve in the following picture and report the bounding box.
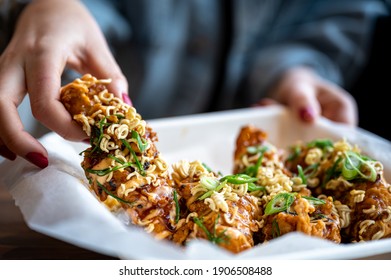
[245,0,389,101]
[80,0,131,44]
[0,0,30,52]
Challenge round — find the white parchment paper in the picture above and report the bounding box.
[1,106,391,259]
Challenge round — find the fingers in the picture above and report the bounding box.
[25,49,87,142]
[269,67,357,126]
[0,66,48,168]
[317,83,358,126]
[283,80,321,124]
[86,48,129,99]
[77,30,129,100]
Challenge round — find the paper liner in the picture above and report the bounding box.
[1,106,391,259]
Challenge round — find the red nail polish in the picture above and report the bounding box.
[299,107,315,122]
[122,93,132,106]
[0,145,16,161]
[82,138,91,144]
[26,152,48,169]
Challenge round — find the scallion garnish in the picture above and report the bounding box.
[302,196,325,206]
[96,181,135,205]
[297,165,307,184]
[86,160,135,176]
[198,180,226,201]
[265,192,295,215]
[244,153,263,178]
[90,117,110,154]
[322,157,342,187]
[200,176,220,190]
[272,219,280,239]
[296,163,319,185]
[131,130,148,153]
[121,139,145,176]
[307,139,334,149]
[247,182,266,192]
[219,174,258,185]
[202,162,213,173]
[341,151,377,182]
[108,154,125,164]
[193,215,228,244]
[246,145,268,155]
[286,145,301,162]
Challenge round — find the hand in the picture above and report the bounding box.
[258,66,358,126]
[0,0,128,168]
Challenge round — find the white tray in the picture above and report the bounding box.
[1,106,391,259]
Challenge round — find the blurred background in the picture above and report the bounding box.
[8,1,391,156]
[351,11,391,141]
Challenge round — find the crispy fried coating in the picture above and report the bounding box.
[171,160,261,253]
[60,74,176,239]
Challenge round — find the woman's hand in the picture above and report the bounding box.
[258,66,358,126]
[0,0,128,168]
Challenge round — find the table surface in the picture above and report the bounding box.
[0,185,117,260]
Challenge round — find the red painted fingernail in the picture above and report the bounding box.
[82,138,90,144]
[122,93,132,106]
[0,145,17,161]
[26,152,48,169]
[299,107,315,122]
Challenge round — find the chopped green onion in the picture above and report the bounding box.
[244,153,263,177]
[173,189,180,224]
[307,139,334,149]
[342,152,360,180]
[90,117,109,154]
[342,151,377,182]
[108,154,125,164]
[202,162,213,173]
[297,165,307,184]
[302,196,325,206]
[113,114,125,119]
[193,215,228,244]
[219,174,258,185]
[96,181,135,205]
[246,145,269,155]
[247,183,266,192]
[286,146,301,162]
[86,161,135,176]
[121,139,145,176]
[296,163,319,185]
[131,130,148,153]
[198,180,226,201]
[272,219,280,239]
[200,176,220,190]
[265,192,295,215]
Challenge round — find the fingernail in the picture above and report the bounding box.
[82,138,91,144]
[299,107,315,122]
[122,93,132,106]
[26,152,48,169]
[0,145,17,161]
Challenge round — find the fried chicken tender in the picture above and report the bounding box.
[60,74,176,239]
[171,160,261,253]
[233,125,341,243]
[262,194,341,243]
[284,137,391,242]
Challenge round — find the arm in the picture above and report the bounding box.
[246,0,388,125]
[0,0,128,168]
